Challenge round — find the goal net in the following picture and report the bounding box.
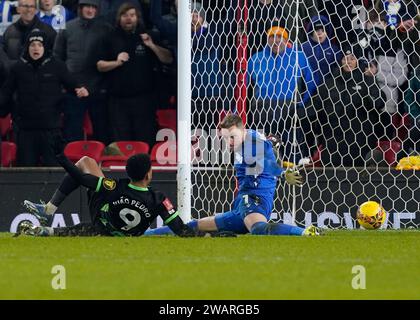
[187,0,420,229]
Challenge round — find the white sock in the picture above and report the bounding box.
[45,202,58,215]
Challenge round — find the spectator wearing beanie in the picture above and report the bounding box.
[0,29,89,166]
[53,0,112,144]
[247,26,316,161]
[301,15,343,87]
[247,0,284,55]
[248,26,316,104]
[0,0,56,72]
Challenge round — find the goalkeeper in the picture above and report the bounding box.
[145,114,322,236]
[17,134,229,238]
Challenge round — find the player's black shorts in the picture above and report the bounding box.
[49,190,110,237]
[62,189,109,237]
[47,190,111,237]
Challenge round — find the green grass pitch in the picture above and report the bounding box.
[0,230,419,300]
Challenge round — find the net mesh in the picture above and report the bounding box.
[189,0,420,229]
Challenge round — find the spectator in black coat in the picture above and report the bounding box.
[307,48,387,167]
[96,2,173,148]
[53,0,112,144]
[0,30,89,167]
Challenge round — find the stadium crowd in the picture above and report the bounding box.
[0,0,418,167]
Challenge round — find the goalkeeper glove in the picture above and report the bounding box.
[282,168,304,187]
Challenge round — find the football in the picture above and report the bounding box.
[357,201,387,230]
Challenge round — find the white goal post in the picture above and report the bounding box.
[177,0,192,222]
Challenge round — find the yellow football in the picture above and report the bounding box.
[356,201,386,230]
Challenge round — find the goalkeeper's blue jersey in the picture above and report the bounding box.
[234,129,283,195]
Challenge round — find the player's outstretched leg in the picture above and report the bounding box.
[23,199,52,226]
[245,213,323,236]
[14,221,104,237]
[249,221,306,235]
[23,156,105,226]
[249,221,323,236]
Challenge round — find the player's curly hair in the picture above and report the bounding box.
[126,153,151,182]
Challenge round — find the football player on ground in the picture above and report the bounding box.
[18,135,232,237]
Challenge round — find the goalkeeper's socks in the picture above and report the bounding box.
[50,174,80,209]
[144,220,198,236]
[250,221,305,236]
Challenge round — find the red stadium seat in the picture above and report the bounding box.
[83,112,93,140]
[156,109,177,133]
[0,114,12,139]
[151,141,177,166]
[64,140,105,163]
[1,142,17,167]
[377,140,402,166]
[101,141,150,167]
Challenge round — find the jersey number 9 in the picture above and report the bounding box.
[119,208,142,231]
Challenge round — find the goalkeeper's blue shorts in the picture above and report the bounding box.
[214,193,273,234]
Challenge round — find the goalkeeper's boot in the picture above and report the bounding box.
[14,221,50,237]
[302,225,324,236]
[23,200,52,226]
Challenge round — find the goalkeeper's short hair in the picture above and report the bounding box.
[220,113,244,129]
